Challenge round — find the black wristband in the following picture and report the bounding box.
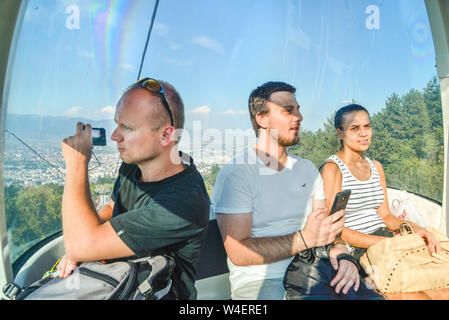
[314,244,332,259]
[298,248,316,264]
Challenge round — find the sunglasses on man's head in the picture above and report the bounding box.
[137,78,174,127]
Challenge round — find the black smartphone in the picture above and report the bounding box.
[92,127,106,146]
[329,190,351,215]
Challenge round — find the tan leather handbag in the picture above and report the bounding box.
[359,223,449,294]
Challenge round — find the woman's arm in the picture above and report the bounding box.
[373,160,440,254]
[320,162,343,214]
[340,227,385,249]
[373,160,429,232]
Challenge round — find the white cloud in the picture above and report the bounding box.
[101,106,115,114]
[153,23,170,36]
[163,58,193,67]
[169,41,181,51]
[221,109,247,115]
[119,63,136,72]
[191,105,210,114]
[66,106,83,115]
[192,35,224,55]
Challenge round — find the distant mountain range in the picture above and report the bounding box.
[4,113,255,149]
[5,114,116,146]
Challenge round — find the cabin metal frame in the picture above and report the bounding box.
[0,0,27,292]
[0,0,448,296]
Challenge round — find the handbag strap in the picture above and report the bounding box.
[399,222,414,235]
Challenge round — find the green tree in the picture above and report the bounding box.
[12,184,63,251]
[289,115,340,169]
[203,164,221,196]
[5,183,23,228]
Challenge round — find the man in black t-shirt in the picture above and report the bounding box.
[59,78,210,299]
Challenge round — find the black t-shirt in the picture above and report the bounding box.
[109,153,210,299]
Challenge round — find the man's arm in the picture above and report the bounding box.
[216,199,344,266]
[62,123,134,262]
[58,198,117,278]
[216,213,299,266]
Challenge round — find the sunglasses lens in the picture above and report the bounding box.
[138,78,174,126]
[142,79,161,92]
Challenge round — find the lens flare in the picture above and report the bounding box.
[86,0,142,86]
[408,15,432,59]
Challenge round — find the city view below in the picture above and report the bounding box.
[4,132,246,187]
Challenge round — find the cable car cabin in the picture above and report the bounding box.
[0,0,449,300]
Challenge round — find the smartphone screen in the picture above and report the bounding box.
[92,127,106,146]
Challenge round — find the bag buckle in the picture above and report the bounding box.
[399,222,414,235]
[134,255,175,300]
[2,283,22,300]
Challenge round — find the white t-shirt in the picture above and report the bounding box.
[211,147,325,291]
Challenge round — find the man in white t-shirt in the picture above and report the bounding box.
[211,81,371,300]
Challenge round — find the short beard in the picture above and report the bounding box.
[266,129,300,147]
[277,135,300,147]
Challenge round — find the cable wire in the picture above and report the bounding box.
[136,0,160,81]
[5,129,101,176]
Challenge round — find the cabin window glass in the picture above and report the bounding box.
[3,0,443,264]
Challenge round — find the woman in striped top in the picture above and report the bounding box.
[320,104,440,261]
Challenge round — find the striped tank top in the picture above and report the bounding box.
[327,154,386,234]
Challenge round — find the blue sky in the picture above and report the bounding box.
[7,0,438,133]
